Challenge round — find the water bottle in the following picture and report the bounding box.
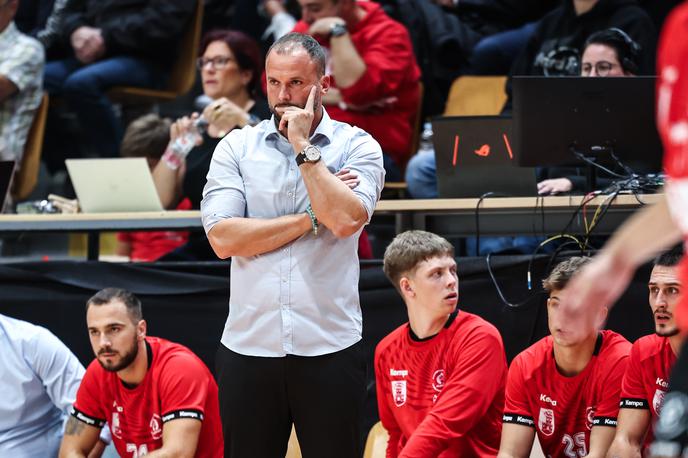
[170,117,208,158]
[163,117,208,169]
[417,121,434,155]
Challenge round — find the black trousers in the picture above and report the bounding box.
[215,341,367,458]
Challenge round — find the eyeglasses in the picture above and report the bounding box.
[196,56,234,70]
[581,61,619,77]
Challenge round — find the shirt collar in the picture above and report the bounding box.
[0,22,19,44]
[266,108,334,148]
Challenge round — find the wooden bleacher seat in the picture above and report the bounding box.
[281,422,389,458]
[107,0,203,102]
[443,75,508,116]
[12,93,49,202]
[363,422,389,458]
[284,425,302,458]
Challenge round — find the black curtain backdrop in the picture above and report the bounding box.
[0,256,655,433]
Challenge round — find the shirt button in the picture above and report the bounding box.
[288,192,293,197]
[282,279,287,283]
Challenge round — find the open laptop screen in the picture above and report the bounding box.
[432,116,537,198]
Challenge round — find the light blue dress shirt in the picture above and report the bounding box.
[202,110,384,357]
[0,314,85,457]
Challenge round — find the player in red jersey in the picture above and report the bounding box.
[607,249,682,457]
[551,4,688,456]
[59,288,223,458]
[498,257,631,458]
[375,230,507,458]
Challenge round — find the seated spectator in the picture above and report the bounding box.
[43,0,195,159]
[0,0,44,165]
[537,27,646,195]
[407,27,649,202]
[506,0,656,106]
[498,257,631,458]
[59,288,223,457]
[117,114,191,262]
[261,0,298,44]
[434,0,560,76]
[292,0,421,180]
[607,248,682,456]
[152,29,270,261]
[15,0,68,56]
[375,230,507,456]
[0,313,108,457]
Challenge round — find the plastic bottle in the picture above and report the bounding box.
[417,121,434,155]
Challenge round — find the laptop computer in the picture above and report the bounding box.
[65,158,164,213]
[432,116,537,198]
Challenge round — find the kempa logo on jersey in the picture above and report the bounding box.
[539,394,557,406]
[621,399,646,408]
[656,377,669,389]
[390,368,408,377]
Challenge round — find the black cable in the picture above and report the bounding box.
[486,252,544,308]
[474,192,511,257]
[558,192,600,237]
[571,148,628,179]
[584,189,621,248]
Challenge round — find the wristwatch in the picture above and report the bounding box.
[329,22,348,38]
[295,144,321,166]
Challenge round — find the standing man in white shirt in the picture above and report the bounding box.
[201,32,384,458]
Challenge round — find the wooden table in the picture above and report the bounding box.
[374,193,660,236]
[0,194,660,260]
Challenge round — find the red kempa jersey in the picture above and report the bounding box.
[375,311,507,458]
[619,334,677,448]
[72,337,223,457]
[659,3,688,330]
[503,330,630,458]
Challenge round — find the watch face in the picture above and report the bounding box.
[304,146,321,161]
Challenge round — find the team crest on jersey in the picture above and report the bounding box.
[538,408,555,436]
[585,407,595,430]
[654,389,668,414]
[111,412,123,439]
[150,414,162,440]
[432,369,445,392]
[392,380,407,407]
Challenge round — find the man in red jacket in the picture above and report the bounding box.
[375,230,507,457]
[293,0,421,179]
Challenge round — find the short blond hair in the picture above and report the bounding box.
[383,230,454,292]
[542,256,591,292]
